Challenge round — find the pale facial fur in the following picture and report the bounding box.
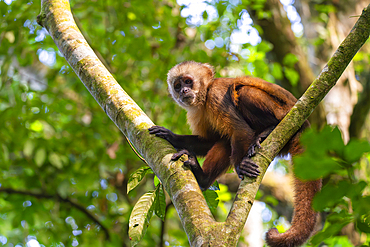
[167,61,214,108]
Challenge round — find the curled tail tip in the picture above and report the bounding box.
[265,228,282,247]
[265,227,310,247]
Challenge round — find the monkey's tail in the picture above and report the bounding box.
[265,177,322,247]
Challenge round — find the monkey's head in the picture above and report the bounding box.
[167,61,215,108]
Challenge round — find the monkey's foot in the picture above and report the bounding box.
[171,149,191,161]
[247,141,262,157]
[171,149,206,186]
[171,150,199,169]
[247,127,275,157]
[236,157,260,179]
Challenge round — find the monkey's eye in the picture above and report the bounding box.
[174,82,181,91]
[184,79,192,85]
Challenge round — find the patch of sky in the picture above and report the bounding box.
[280,0,304,36]
[37,48,56,67]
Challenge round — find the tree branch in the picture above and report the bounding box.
[226,3,370,240]
[0,187,110,239]
[37,0,370,246]
[37,1,214,246]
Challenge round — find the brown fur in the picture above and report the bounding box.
[159,61,321,247]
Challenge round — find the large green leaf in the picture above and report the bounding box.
[313,181,351,211]
[311,211,352,245]
[127,166,153,194]
[343,139,370,163]
[128,191,156,246]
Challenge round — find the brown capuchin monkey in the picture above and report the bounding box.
[148,61,322,247]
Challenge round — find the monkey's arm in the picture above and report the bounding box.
[148,126,216,156]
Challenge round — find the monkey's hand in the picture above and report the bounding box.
[171,150,208,191]
[247,126,275,157]
[236,158,260,179]
[148,126,178,145]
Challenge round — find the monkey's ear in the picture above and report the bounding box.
[202,63,215,78]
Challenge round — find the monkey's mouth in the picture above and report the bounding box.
[180,95,195,105]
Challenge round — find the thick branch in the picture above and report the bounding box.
[0,187,110,239]
[226,3,370,239]
[37,0,214,245]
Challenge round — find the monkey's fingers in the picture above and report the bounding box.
[237,158,260,179]
[171,150,191,161]
[148,125,166,135]
[148,126,173,140]
[247,144,259,157]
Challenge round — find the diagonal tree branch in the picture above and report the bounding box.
[225,3,370,240]
[37,0,214,246]
[37,0,370,246]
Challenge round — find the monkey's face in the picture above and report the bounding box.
[171,75,197,107]
[167,61,214,109]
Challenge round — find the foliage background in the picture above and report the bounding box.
[0,0,369,246]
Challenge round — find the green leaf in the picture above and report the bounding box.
[356,214,370,233]
[34,148,46,167]
[311,212,351,245]
[301,126,345,155]
[12,212,23,228]
[202,10,208,20]
[57,179,70,199]
[23,139,35,158]
[347,181,367,200]
[129,191,156,246]
[49,152,63,169]
[216,2,227,16]
[282,53,298,67]
[154,184,166,221]
[271,62,283,80]
[256,41,272,53]
[295,126,346,179]
[343,139,370,163]
[203,189,219,215]
[29,120,43,132]
[294,154,341,180]
[313,181,350,211]
[208,181,220,191]
[154,175,160,187]
[127,166,153,194]
[353,196,370,216]
[2,144,9,162]
[284,67,299,86]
